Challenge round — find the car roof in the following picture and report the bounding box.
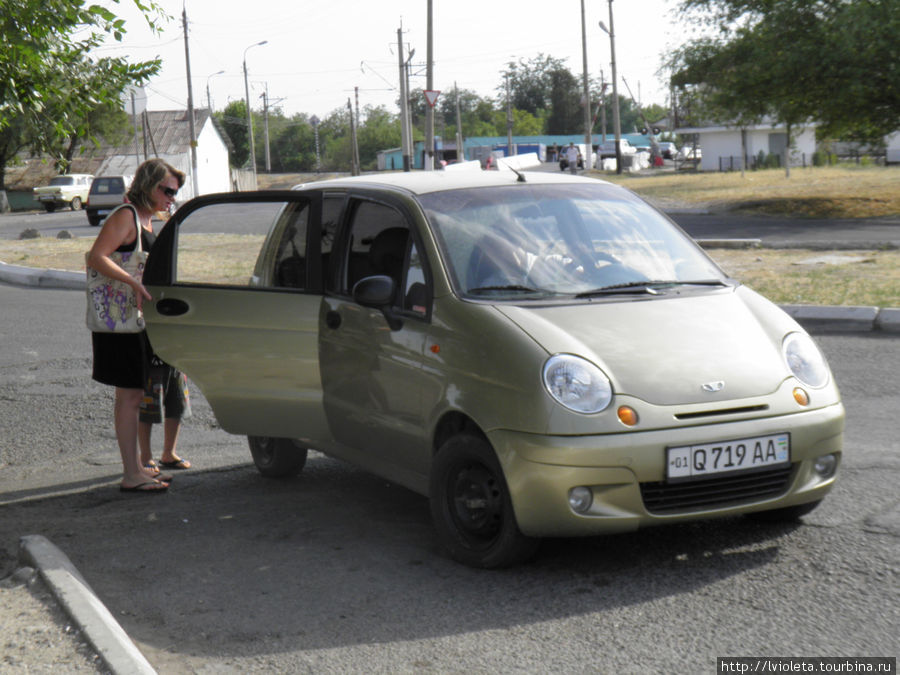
[293,170,609,197]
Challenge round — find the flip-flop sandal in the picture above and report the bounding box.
[159,458,191,470]
[120,480,168,493]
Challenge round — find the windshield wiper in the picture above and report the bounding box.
[468,284,543,294]
[575,279,728,299]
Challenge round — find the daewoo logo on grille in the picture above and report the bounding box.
[701,380,725,393]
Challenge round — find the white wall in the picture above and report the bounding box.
[695,125,816,170]
[196,119,231,196]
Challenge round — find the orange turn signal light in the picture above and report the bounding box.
[793,387,810,406]
[617,406,639,426]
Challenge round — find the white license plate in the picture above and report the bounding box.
[667,433,790,481]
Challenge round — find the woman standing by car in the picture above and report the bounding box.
[86,158,184,493]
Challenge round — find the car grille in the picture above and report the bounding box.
[640,465,794,514]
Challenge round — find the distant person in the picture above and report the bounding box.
[86,158,185,493]
[566,143,579,174]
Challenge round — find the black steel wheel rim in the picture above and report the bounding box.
[449,460,503,547]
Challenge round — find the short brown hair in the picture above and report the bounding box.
[126,158,186,212]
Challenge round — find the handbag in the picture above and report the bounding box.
[85,204,148,333]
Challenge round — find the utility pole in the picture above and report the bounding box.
[424,0,434,170]
[600,1,622,174]
[580,0,592,169]
[183,8,199,198]
[397,28,412,171]
[262,87,270,172]
[310,115,321,173]
[347,98,360,176]
[600,70,607,142]
[353,86,361,173]
[243,40,267,186]
[506,74,513,156]
[454,82,464,162]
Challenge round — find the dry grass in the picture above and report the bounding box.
[2,237,897,307]
[708,248,900,307]
[3,166,899,306]
[600,165,900,218]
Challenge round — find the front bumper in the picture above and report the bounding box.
[489,402,844,537]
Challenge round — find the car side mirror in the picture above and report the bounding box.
[352,275,403,330]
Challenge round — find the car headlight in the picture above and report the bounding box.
[782,332,830,389]
[542,354,613,414]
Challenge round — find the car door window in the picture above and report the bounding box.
[173,201,284,286]
[272,202,310,289]
[336,200,409,297]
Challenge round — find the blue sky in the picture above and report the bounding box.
[95,0,692,119]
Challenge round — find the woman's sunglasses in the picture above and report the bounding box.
[160,186,178,198]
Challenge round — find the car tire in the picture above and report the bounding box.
[247,436,308,478]
[745,499,822,522]
[87,214,100,227]
[429,434,539,568]
[70,197,82,211]
[44,203,56,213]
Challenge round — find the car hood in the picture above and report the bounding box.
[495,288,796,406]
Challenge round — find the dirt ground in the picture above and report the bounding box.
[0,571,102,672]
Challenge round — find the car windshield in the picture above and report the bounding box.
[419,182,727,300]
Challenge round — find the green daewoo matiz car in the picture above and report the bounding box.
[143,170,844,568]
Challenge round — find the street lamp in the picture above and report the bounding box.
[580,0,592,169]
[206,70,225,112]
[599,1,623,174]
[243,40,268,184]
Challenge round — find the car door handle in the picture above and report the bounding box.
[155,298,190,316]
[325,310,341,329]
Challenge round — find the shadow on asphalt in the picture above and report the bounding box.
[0,453,804,660]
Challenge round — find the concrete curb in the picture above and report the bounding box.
[19,534,156,675]
[2,259,897,334]
[0,261,85,290]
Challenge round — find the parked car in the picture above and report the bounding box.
[32,174,93,212]
[596,139,636,159]
[658,141,678,159]
[142,172,844,568]
[85,175,133,226]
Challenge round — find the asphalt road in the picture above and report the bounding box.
[3,194,900,249]
[0,283,898,672]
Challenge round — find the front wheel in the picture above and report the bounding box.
[70,197,82,210]
[429,434,539,568]
[248,436,308,478]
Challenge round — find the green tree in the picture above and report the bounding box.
[217,100,250,168]
[671,0,900,142]
[357,106,402,171]
[499,54,572,117]
[0,0,164,188]
[545,68,582,134]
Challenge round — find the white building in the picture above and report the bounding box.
[99,109,233,199]
[674,120,817,171]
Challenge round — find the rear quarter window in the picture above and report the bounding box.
[91,178,124,194]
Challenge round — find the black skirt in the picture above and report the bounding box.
[91,330,152,389]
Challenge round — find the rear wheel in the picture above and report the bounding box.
[746,499,822,522]
[70,197,82,210]
[247,436,308,478]
[44,203,56,213]
[429,434,539,568]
